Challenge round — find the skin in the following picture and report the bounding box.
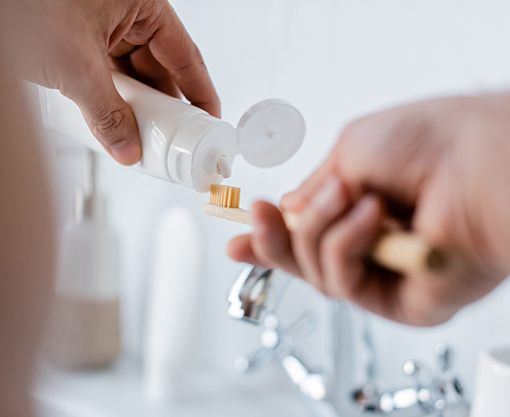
[0,0,218,412]
[1,0,510,411]
[229,95,510,326]
[0,60,56,415]
[9,0,220,165]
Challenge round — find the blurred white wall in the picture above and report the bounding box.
[53,0,510,401]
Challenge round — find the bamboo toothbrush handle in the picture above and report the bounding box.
[370,232,447,274]
[283,213,449,274]
[204,205,253,225]
[204,205,448,274]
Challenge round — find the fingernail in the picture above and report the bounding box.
[311,177,344,212]
[110,140,141,165]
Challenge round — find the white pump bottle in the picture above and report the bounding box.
[39,73,305,191]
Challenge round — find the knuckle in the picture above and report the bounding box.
[257,253,276,269]
[90,106,129,146]
[169,44,207,85]
[126,1,165,43]
[194,47,208,73]
[321,231,345,260]
[319,234,354,297]
[172,61,196,80]
[252,239,278,268]
[294,219,316,248]
[322,259,351,298]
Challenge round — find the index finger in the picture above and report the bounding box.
[280,156,338,212]
[149,4,220,117]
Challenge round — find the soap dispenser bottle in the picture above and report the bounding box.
[45,153,121,369]
[39,73,306,192]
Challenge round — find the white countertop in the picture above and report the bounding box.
[34,361,311,417]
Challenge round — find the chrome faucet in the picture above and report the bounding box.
[234,312,329,401]
[227,266,324,389]
[227,266,284,324]
[227,266,342,417]
[352,344,469,416]
[227,266,468,417]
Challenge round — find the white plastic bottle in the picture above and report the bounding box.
[38,73,306,192]
[45,182,121,369]
[143,207,202,402]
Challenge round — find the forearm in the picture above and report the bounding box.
[0,58,57,416]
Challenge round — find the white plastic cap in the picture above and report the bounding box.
[167,100,305,193]
[167,114,237,192]
[236,99,306,168]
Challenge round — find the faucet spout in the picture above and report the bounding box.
[227,266,289,324]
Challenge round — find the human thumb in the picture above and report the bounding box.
[65,61,142,165]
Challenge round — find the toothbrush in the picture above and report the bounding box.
[204,184,449,275]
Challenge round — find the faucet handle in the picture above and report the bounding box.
[235,346,276,373]
[287,311,318,341]
[436,343,452,373]
[402,359,434,387]
[354,345,466,415]
[402,359,421,377]
[403,345,465,414]
[234,314,281,374]
[402,345,453,384]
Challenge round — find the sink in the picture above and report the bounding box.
[34,360,310,417]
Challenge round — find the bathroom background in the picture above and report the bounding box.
[37,0,510,416]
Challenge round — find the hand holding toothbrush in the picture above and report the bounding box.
[228,94,510,326]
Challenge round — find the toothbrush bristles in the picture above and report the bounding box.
[209,184,241,208]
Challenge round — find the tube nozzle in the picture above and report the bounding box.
[216,156,232,179]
